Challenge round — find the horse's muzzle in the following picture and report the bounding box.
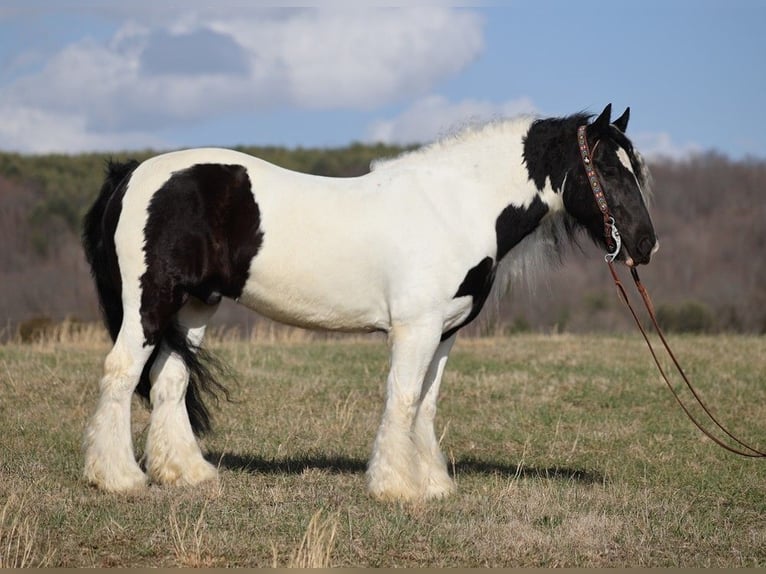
[629,236,659,266]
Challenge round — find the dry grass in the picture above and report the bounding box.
[275,509,339,568]
[0,492,54,567]
[0,329,765,567]
[168,501,214,567]
[0,495,36,568]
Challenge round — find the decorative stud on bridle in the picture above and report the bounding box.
[577,125,622,263]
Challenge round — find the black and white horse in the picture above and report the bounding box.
[82,104,657,501]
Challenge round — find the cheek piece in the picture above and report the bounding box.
[577,125,622,263]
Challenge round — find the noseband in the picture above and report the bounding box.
[577,125,622,263]
[577,124,765,459]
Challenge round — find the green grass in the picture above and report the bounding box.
[1,333,765,567]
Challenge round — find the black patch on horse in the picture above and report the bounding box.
[522,112,590,193]
[445,190,552,340]
[441,257,496,341]
[140,163,264,344]
[495,195,550,261]
[442,256,496,341]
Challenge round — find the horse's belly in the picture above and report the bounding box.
[237,265,390,333]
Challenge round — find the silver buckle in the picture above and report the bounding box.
[604,217,622,263]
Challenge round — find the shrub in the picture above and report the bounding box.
[506,315,531,334]
[655,300,714,333]
[16,316,55,343]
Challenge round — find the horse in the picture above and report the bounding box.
[81,103,657,501]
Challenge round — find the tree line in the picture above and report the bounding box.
[1,144,764,341]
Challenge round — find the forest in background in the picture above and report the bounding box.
[1,143,764,341]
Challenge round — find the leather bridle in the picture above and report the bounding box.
[578,125,622,263]
[577,124,765,458]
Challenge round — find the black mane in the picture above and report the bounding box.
[522,112,591,193]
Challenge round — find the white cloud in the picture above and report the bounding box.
[633,132,703,161]
[0,7,484,153]
[215,8,484,109]
[0,104,165,154]
[366,94,538,145]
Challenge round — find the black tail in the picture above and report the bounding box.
[82,159,139,341]
[138,326,232,435]
[82,159,229,435]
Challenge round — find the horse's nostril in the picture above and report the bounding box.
[638,236,655,259]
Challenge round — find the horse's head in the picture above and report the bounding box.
[564,104,658,266]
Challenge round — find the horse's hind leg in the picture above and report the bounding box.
[83,311,155,492]
[145,298,219,487]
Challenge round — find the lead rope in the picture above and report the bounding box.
[577,124,764,457]
[608,261,766,458]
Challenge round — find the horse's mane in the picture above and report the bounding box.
[369,115,537,172]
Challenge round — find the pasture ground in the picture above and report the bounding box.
[1,330,764,567]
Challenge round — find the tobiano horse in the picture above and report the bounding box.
[82,104,658,501]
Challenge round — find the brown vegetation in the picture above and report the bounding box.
[1,335,764,566]
[0,147,764,340]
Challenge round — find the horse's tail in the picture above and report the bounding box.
[82,159,139,341]
[83,159,228,436]
[140,325,230,435]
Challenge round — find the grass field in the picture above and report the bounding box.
[1,330,765,567]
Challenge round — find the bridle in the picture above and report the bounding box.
[577,125,622,263]
[577,124,765,458]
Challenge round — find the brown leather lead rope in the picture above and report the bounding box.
[608,261,766,458]
[578,121,764,457]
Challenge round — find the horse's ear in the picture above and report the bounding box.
[613,107,630,132]
[591,103,612,134]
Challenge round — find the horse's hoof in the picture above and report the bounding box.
[148,458,219,487]
[424,476,456,499]
[85,467,148,493]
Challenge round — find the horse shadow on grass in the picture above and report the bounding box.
[207,452,605,485]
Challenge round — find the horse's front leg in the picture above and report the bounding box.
[413,333,457,499]
[367,321,442,502]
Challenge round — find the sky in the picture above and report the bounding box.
[1,1,764,160]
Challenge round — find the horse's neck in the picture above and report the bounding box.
[411,119,549,211]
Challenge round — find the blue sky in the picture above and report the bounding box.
[1,1,764,159]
